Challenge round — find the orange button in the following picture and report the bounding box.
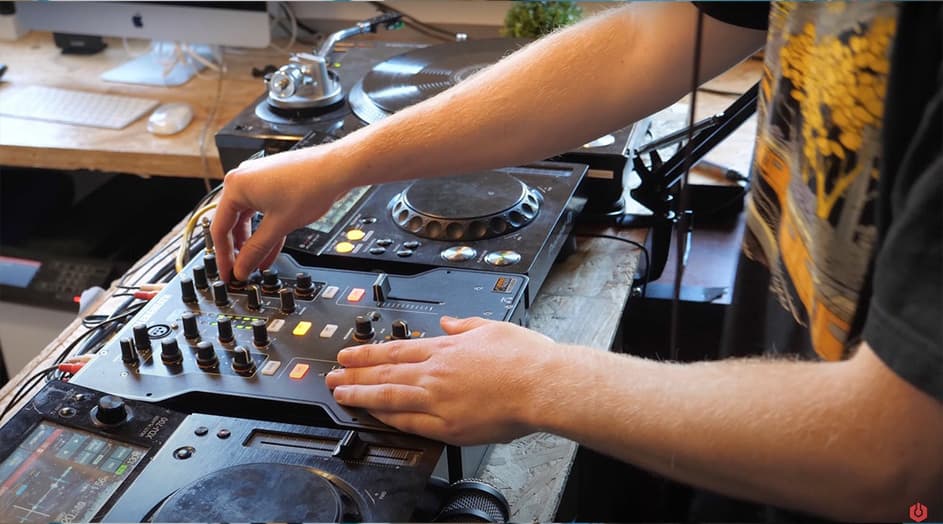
[289,363,310,380]
[335,242,355,254]
[347,288,365,302]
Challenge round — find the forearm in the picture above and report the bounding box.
[331,2,765,186]
[530,343,943,520]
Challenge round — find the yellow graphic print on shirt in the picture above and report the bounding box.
[744,2,898,360]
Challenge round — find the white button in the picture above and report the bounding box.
[260,360,281,376]
[320,324,338,338]
[322,286,339,299]
[267,319,285,332]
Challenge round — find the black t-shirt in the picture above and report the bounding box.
[698,2,943,400]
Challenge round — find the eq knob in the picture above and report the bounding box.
[120,337,138,365]
[295,272,315,298]
[160,338,183,365]
[213,281,230,307]
[262,268,281,292]
[246,284,263,310]
[180,277,197,304]
[196,341,218,369]
[353,315,374,342]
[217,316,234,344]
[94,395,130,426]
[192,265,209,290]
[228,269,247,291]
[251,319,269,347]
[232,346,256,375]
[279,288,296,314]
[132,323,151,353]
[181,312,200,341]
[204,254,219,279]
[391,320,411,340]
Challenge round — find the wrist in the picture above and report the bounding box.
[516,341,579,434]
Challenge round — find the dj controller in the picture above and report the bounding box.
[0,18,649,522]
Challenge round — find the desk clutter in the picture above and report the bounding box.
[0,17,652,523]
[0,86,159,129]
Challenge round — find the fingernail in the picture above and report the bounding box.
[327,368,343,375]
[441,315,457,322]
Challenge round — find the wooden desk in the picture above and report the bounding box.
[0,32,277,179]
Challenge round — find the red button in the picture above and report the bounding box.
[347,288,365,302]
[289,363,310,380]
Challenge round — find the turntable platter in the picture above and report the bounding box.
[149,463,356,522]
[350,38,530,123]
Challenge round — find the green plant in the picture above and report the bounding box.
[502,1,583,38]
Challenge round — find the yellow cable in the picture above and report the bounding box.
[176,203,217,273]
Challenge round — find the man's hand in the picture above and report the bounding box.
[326,316,561,445]
[210,145,352,282]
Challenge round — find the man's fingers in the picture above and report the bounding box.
[331,384,431,412]
[337,341,432,367]
[440,315,490,335]
[210,198,241,283]
[233,214,287,280]
[368,411,448,440]
[258,236,286,271]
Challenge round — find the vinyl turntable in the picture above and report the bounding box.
[215,19,649,216]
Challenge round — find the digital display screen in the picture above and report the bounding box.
[0,256,41,289]
[0,421,147,523]
[305,185,370,233]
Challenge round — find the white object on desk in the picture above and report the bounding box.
[0,85,159,129]
[147,102,193,136]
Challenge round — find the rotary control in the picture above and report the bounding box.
[180,277,197,304]
[228,270,247,292]
[213,281,230,307]
[120,337,138,365]
[389,172,541,241]
[246,284,263,310]
[196,341,218,369]
[353,315,374,342]
[232,346,256,375]
[182,312,200,341]
[217,317,234,344]
[262,269,281,293]
[251,319,269,347]
[204,254,219,279]
[192,265,209,290]
[93,395,130,426]
[295,272,315,298]
[391,320,410,340]
[279,289,296,314]
[132,324,151,353]
[161,338,183,365]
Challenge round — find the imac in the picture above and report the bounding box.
[15,2,271,86]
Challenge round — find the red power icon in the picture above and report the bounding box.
[910,501,928,523]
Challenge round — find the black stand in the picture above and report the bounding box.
[617,82,759,283]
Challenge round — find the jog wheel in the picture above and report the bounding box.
[390,172,541,241]
[149,463,362,522]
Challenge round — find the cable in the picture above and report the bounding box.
[369,2,456,42]
[575,233,651,299]
[0,365,59,421]
[198,53,226,193]
[176,203,217,273]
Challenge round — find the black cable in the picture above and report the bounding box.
[670,10,706,362]
[697,87,743,97]
[0,365,59,421]
[575,233,651,299]
[369,1,456,42]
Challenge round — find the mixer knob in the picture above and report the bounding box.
[160,338,183,365]
[196,341,218,369]
[192,265,209,290]
[94,395,130,426]
[132,323,151,353]
[251,319,269,347]
[295,272,314,297]
[204,254,219,279]
[391,320,411,340]
[120,337,138,365]
[232,346,256,375]
[182,312,200,341]
[246,284,263,310]
[228,269,247,291]
[217,316,234,344]
[279,288,296,314]
[262,268,281,292]
[180,277,197,304]
[353,315,374,342]
[213,281,230,307]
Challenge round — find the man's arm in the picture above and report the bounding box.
[212,2,766,280]
[326,318,943,521]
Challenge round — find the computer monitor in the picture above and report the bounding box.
[15,1,271,86]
